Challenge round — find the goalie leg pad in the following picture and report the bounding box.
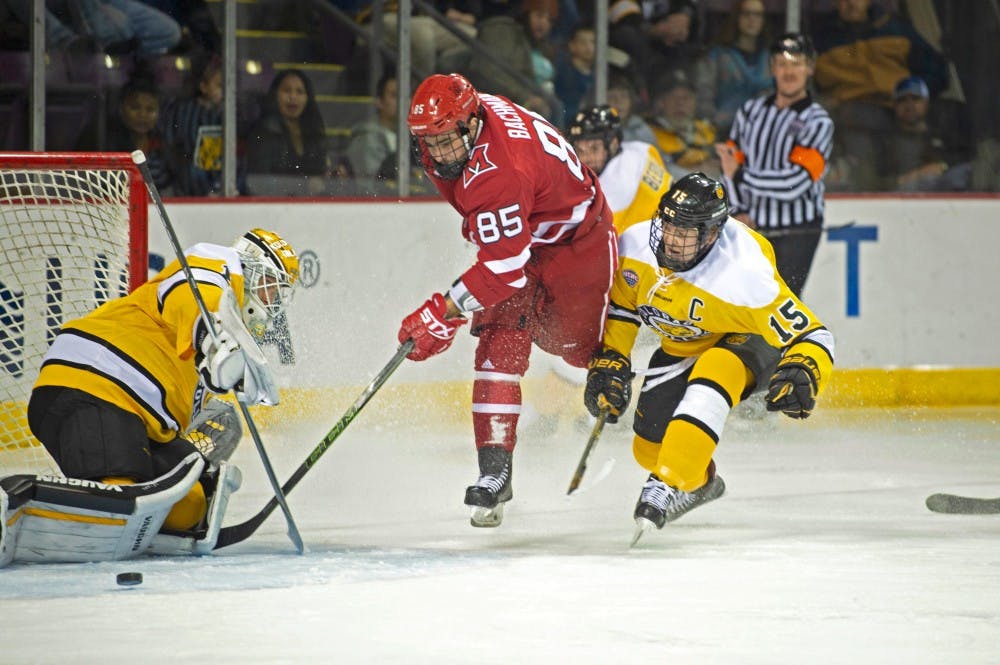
[0,452,205,566]
[148,461,243,556]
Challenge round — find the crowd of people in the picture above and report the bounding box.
[0,0,986,196]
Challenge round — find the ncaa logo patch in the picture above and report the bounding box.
[623,269,639,287]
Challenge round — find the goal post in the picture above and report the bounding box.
[0,152,149,477]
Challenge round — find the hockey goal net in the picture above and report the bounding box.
[0,152,148,477]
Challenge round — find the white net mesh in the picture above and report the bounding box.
[0,162,139,477]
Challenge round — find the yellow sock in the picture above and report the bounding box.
[163,481,207,531]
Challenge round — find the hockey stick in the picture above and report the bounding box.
[213,339,415,549]
[131,150,305,554]
[566,406,610,495]
[925,493,1000,515]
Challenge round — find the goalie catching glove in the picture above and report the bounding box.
[766,353,819,419]
[398,292,467,361]
[584,348,633,423]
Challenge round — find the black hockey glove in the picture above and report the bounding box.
[766,353,819,419]
[584,348,633,424]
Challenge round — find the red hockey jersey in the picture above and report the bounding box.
[426,94,609,313]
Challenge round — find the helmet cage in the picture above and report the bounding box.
[412,120,477,181]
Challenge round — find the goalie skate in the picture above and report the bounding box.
[464,446,512,528]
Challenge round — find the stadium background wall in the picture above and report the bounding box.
[147,196,1000,426]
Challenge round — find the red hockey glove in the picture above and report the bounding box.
[398,293,467,361]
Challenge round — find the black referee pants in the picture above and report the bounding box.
[761,218,823,297]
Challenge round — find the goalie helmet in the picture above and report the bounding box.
[567,105,623,175]
[649,172,729,271]
[408,73,481,180]
[233,228,299,337]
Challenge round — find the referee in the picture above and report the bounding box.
[715,33,834,297]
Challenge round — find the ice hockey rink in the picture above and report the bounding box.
[4,403,999,664]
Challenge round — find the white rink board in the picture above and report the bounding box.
[148,197,1000,384]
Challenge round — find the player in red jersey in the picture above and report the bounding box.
[398,73,617,527]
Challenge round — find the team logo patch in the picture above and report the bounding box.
[724,333,750,346]
[623,269,639,287]
[637,305,710,342]
[463,143,498,187]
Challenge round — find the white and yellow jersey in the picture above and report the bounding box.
[33,243,247,443]
[605,219,835,388]
[601,141,671,234]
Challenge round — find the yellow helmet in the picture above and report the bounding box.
[232,228,299,335]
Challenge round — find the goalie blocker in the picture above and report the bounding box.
[0,453,242,566]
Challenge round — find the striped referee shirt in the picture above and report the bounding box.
[721,93,833,229]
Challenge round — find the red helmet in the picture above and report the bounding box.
[408,73,480,136]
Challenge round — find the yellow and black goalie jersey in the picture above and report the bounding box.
[33,243,248,443]
[606,219,835,389]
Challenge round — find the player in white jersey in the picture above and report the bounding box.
[583,173,835,540]
[568,104,671,233]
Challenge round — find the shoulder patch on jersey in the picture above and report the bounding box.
[463,143,498,187]
[623,268,639,287]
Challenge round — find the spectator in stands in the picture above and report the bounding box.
[648,69,719,178]
[78,75,174,193]
[463,0,556,119]
[694,0,773,135]
[4,0,181,55]
[812,0,949,191]
[554,22,595,127]
[636,0,703,96]
[161,51,223,196]
[363,1,479,77]
[346,71,399,194]
[606,67,658,146]
[524,0,558,99]
[245,69,331,196]
[140,0,221,54]
[878,76,971,192]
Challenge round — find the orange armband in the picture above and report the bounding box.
[789,145,826,181]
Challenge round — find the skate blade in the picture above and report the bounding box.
[630,517,657,547]
[470,503,505,528]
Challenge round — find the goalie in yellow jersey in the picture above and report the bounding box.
[1,228,298,566]
[582,173,835,540]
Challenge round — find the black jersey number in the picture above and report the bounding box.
[768,299,810,343]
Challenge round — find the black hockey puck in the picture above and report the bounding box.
[116,572,143,586]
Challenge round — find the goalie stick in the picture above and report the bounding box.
[925,493,1000,515]
[131,150,304,554]
[213,339,414,549]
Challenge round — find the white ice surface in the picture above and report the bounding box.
[4,406,1000,664]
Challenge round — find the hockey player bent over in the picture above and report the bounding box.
[0,228,298,565]
[397,73,617,527]
[582,173,834,543]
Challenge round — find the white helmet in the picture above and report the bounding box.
[232,228,299,337]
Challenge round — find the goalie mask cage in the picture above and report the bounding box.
[0,152,148,478]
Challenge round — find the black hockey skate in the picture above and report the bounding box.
[631,461,726,546]
[464,446,513,528]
